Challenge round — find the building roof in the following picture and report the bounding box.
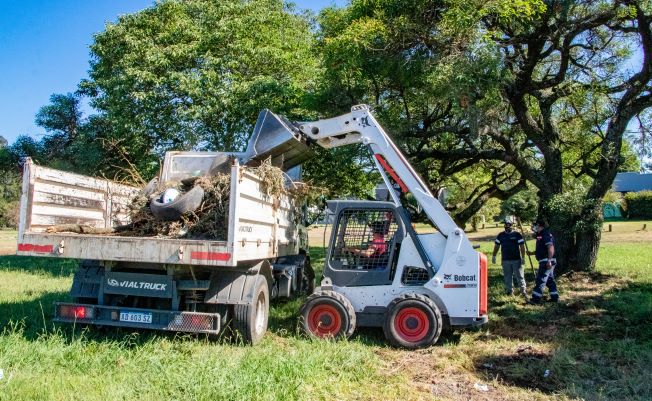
[613,172,652,192]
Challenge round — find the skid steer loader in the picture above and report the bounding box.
[292,105,488,348]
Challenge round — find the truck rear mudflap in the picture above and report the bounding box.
[54,303,220,335]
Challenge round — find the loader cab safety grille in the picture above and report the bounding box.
[330,209,398,271]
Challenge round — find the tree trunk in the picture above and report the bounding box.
[575,227,601,271]
[574,203,604,271]
[547,202,603,274]
[550,228,576,274]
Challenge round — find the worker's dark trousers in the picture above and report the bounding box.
[531,261,559,303]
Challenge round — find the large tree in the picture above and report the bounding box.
[316,0,651,272]
[80,0,320,179]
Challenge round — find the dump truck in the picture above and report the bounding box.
[18,104,488,347]
[17,110,315,344]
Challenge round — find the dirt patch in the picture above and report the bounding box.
[476,347,557,394]
[375,347,551,401]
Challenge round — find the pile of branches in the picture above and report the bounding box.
[46,158,326,240]
[121,158,304,240]
[124,173,231,240]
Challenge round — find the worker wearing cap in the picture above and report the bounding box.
[528,218,559,304]
[492,218,527,296]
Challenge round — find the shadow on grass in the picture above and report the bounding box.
[0,255,78,277]
[475,271,652,398]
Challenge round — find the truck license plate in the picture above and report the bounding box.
[119,312,152,324]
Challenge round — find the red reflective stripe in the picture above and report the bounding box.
[190,252,231,261]
[479,253,488,316]
[18,243,53,253]
[374,154,408,193]
[443,284,466,288]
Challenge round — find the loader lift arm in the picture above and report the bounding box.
[295,104,461,272]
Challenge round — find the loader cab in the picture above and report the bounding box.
[324,201,405,287]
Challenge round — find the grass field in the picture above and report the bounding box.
[0,223,651,400]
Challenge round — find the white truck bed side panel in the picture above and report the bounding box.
[17,161,299,267]
[232,170,299,260]
[21,162,138,232]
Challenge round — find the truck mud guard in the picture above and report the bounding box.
[204,260,272,305]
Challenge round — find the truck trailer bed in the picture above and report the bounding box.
[17,159,300,267]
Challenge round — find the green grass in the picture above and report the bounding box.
[0,236,650,400]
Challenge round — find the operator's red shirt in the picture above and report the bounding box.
[371,233,387,256]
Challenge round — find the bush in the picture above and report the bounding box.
[0,200,19,229]
[545,187,602,234]
[624,190,652,219]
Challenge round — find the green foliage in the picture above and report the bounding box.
[500,188,538,223]
[302,145,379,199]
[624,190,652,219]
[81,0,318,177]
[602,189,623,203]
[546,187,603,234]
[33,93,108,176]
[0,170,20,228]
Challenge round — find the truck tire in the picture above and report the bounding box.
[383,294,442,349]
[232,277,269,345]
[300,290,355,339]
[150,185,204,221]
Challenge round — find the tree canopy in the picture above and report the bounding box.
[4,0,650,270]
[314,0,651,270]
[79,0,319,179]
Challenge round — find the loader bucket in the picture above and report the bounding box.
[243,109,313,170]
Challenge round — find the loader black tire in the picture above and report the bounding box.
[232,277,269,345]
[300,290,355,339]
[150,185,204,221]
[383,294,442,349]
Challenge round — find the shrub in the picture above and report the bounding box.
[624,190,652,219]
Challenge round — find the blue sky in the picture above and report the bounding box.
[0,0,345,144]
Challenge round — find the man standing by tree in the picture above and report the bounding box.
[492,218,527,297]
[528,218,559,305]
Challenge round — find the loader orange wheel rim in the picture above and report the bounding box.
[307,304,342,337]
[394,307,429,342]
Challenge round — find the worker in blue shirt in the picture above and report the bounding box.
[528,218,559,304]
[492,218,527,296]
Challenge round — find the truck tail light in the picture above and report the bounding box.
[59,305,94,320]
[479,253,488,316]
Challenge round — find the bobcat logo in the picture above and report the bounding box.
[443,274,452,280]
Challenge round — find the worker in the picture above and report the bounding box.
[528,218,559,304]
[343,220,390,268]
[492,218,527,297]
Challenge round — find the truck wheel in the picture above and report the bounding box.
[300,290,355,339]
[383,294,442,349]
[232,277,269,345]
[150,185,204,221]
